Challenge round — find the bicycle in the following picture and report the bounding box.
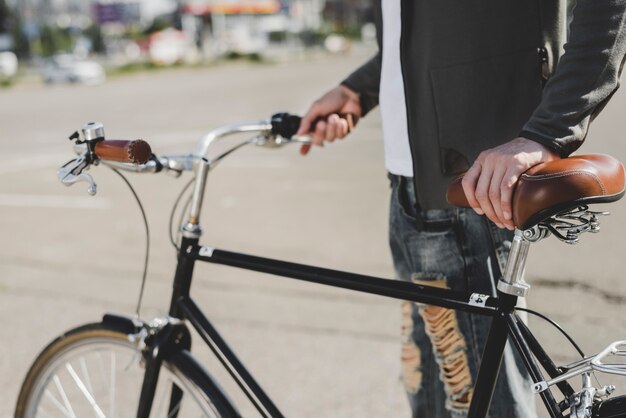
[13,113,626,418]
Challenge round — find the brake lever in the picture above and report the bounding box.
[57,156,98,195]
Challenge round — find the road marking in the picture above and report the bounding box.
[0,194,110,209]
[0,153,69,175]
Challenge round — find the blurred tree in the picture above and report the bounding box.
[0,0,28,57]
[85,24,105,54]
[11,16,30,58]
[144,17,171,36]
[39,25,72,56]
[0,0,10,33]
[322,0,373,37]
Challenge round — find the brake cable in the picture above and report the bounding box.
[109,167,150,318]
[516,307,585,358]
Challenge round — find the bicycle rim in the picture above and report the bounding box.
[17,325,222,418]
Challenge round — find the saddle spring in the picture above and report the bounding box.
[536,205,608,244]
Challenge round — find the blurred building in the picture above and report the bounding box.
[12,0,177,27]
[9,0,371,31]
[179,0,372,56]
[94,0,177,25]
[5,0,372,60]
[181,0,290,55]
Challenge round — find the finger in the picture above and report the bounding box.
[326,114,339,142]
[337,118,349,138]
[297,114,314,136]
[330,114,346,139]
[488,163,507,226]
[312,120,327,146]
[297,104,322,135]
[300,144,311,156]
[461,162,483,214]
[474,162,502,228]
[500,170,519,230]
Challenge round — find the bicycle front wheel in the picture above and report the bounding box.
[15,322,233,418]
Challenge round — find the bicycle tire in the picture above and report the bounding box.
[15,321,235,418]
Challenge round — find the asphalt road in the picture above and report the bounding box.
[1,49,626,417]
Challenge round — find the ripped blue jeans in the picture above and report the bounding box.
[389,174,537,418]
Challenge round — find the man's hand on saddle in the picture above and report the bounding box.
[297,85,362,155]
[462,138,560,231]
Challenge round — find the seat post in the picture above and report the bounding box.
[497,229,532,297]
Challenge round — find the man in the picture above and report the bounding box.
[297,1,626,417]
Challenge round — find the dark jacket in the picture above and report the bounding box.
[342,0,626,210]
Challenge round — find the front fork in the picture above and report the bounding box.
[136,319,192,418]
[137,236,198,418]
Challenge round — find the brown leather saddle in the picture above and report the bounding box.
[447,154,626,230]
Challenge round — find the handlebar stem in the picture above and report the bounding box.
[183,120,273,237]
[186,157,211,235]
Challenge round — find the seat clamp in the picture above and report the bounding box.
[497,279,530,297]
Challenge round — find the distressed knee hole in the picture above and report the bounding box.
[401,301,422,394]
[412,274,474,414]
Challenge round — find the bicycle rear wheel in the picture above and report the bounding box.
[15,322,232,418]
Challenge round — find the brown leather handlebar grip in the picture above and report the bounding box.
[94,139,152,164]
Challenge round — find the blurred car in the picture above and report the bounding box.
[41,54,105,85]
[0,51,18,78]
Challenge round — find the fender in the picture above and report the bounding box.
[102,313,144,335]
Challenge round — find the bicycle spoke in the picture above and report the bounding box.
[66,363,106,418]
[166,379,183,418]
[95,351,108,397]
[79,357,95,400]
[109,351,116,418]
[168,382,184,418]
[52,375,77,418]
[20,330,221,418]
[37,405,53,418]
[167,399,182,418]
[43,388,72,418]
[79,356,101,417]
[123,347,141,372]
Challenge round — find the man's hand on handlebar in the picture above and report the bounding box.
[297,85,362,155]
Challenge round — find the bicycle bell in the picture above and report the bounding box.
[82,122,105,142]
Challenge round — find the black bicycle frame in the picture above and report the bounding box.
[136,235,572,418]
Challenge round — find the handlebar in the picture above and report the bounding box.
[193,112,305,158]
[94,139,152,165]
[60,113,312,198]
[95,113,310,175]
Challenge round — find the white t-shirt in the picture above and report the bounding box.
[379,0,413,177]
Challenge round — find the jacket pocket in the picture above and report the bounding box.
[430,48,543,175]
